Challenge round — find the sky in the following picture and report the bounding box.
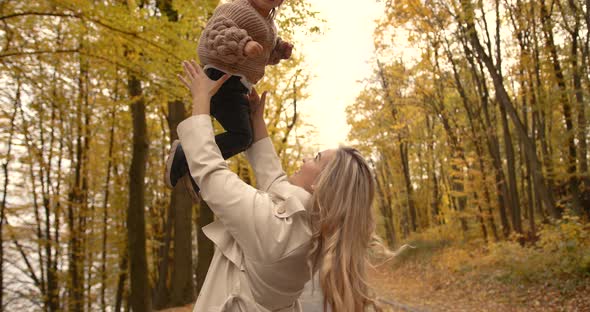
[295,0,385,151]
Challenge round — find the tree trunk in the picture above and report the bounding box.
[66,39,90,312]
[167,100,196,306]
[376,60,418,232]
[399,141,417,232]
[566,0,589,212]
[45,63,60,312]
[115,247,129,312]
[171,186,195,306]
[0,77,20,311]
[530,5,555,219]
[469,47,512,237]
[499,101,522,234]
[101,108,117,312]
[154,199,173,309]
[459,0,558,217]
[540,0,583,214]
[126,72,152,312]
[426,116,441,226]
[374,157,397,247]
[196,199,215,295]
[445,42,498,241]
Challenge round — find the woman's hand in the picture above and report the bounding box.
[178,60,230,115]
[247,88,269,143]
[247,88,267,122]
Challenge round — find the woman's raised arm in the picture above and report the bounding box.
[243,89,290,192]
[177,61,306,262]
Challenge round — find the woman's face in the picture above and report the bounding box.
[288,149,336,193]
[249,0,284,15]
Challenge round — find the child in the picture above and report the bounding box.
[165,0,293,195]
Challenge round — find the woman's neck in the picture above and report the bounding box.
[247,0,271,17]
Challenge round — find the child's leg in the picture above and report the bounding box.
[211,95,252,159]
[168,69,252,195]
[206,68,253,159]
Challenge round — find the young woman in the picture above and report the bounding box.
[175,60,379,312]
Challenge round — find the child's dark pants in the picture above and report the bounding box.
[176,68,253,192]
[207,68,253,159]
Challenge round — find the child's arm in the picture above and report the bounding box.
[268,37,293,65]
[201,3,263,64]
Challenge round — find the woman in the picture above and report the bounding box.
[172,60,379,311]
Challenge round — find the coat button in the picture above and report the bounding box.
[277,206,286,214]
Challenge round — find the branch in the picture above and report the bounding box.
[4,220,42,288]
[0,12,76,21]
[0,48,186,99]
[0,49,80,59]
[0,11,182,61]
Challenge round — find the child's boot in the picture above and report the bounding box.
[181,174,201,203]
[164,140,189,189]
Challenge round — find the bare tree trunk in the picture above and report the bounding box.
[540,0,583,214]
[565,0,589,214]
[530,4,555,219]
[444,41,498,241]
[426,116,441,226]
[196,199,214,295]
[101,107,117,312]
[373,157,397,247]
[465,43,511,237]
[66,38,90,312]
[399,141,417,232]
[167,100,196,306]
[499,102,522,234]
[171,187,195,306]
[115,247,129,312]
[126,72,152,312]
[45,65,60,312]
[376,60,418,232]
[154,199,173,309]
[459,0,558,217]
[0,77,20,311]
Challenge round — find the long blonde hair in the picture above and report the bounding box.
[307,147,381,312]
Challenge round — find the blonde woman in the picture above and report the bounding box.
[172,60,380,312]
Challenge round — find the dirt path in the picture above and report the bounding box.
[367,262,590,312]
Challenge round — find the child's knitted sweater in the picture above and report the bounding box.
[197,0,284,84]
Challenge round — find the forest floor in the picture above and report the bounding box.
[158,244,590,312]
[368,246,590,312]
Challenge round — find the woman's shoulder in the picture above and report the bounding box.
[268,183,311,218]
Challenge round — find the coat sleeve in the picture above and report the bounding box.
[244,137,290,193]
[177,115,308,262]
[267,37,284,65]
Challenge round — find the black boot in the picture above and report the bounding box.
[164,140,189,188]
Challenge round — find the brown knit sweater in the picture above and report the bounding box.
[197,0,285,84]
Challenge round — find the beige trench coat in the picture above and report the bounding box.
[178,115,313,312]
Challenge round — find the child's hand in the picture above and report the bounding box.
[244,41,263,58]
[278,41,293,60]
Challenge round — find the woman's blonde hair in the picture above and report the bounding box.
[307,147,381,312]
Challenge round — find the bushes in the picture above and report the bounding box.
[485,213,590,282]
[386,211,590,284]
